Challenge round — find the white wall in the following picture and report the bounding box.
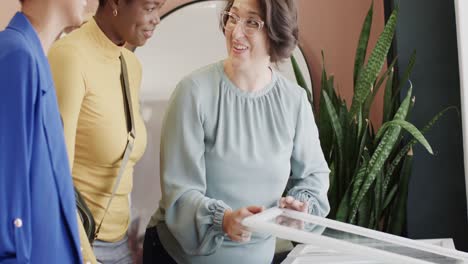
[0,1,19,29]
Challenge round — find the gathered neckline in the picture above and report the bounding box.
[217,60,278,99]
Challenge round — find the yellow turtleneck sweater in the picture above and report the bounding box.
[48,18,147,263]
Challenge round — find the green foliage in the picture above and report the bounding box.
[291,2,453,235]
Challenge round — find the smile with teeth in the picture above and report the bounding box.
[234,44,248,50]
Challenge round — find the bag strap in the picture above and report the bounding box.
[95,54,135,239]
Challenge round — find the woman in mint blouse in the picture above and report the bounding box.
[143,0,330,263]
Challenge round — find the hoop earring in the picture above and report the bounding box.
[113,9,118,16]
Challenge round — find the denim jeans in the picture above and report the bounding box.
[93,234,133,264]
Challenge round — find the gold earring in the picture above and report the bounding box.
[113,9,118,16]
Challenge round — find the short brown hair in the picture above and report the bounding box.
[221,0,299,63]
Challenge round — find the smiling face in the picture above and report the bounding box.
[113,0,165,47]
[224,0,270,71]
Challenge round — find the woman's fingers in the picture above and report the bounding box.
[236,229,252,242]
[279,197,309,212]
[246,205,265,214]
[285,196,294,203]
[224,206,262,242]
[278,197,288,208]
[229,229,252,242]
[291,199,302,209]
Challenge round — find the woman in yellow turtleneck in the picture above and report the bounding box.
[48,0,166,263]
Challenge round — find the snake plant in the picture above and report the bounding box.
[291,2,453,235]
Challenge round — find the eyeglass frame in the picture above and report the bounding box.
[220,11,265,35]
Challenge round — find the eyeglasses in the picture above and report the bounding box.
[220,11,264,35]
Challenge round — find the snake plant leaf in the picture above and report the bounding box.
[392,82,412,121]
[382,184,398,213]
[350,131,398,223]
[349,110,365,178]
[358,190,372,227]
[348,155,370,218]
[363,56,398,118]
[389,151,413,235]
[374,168,383,223]
[355,119,370,175]
[291,55,313,107]
[349,83,412,223]
[381,106,457,196]
[338,101,349,196]
[335,182,351,221]
[321,51,332,97]
[319,68,334,161]
[323,90,344,160]
[392,50,417,104]
[356,106,364,143]
[374,56,398,96]
[375,120,433,154]
[354,1,374,87]
[383,68,395,123]
[328,76,339,107]
[349,7,399,120]
[336,161,368,221]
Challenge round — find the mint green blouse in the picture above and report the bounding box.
[147,61,330,264]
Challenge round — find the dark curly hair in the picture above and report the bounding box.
[221,0,299,63]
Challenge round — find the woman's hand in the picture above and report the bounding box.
[277,196,308,230]
[278,196,309,213]
[222,206,264,242]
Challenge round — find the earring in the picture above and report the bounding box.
[113,9,118,16]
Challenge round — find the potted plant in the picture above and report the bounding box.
[291,2,453,235]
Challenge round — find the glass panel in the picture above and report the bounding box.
[243,208,468,264]
[268,214,462,263]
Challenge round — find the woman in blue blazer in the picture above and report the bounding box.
[0,0,86,263]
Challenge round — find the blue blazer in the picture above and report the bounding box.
[0,13,82,263]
